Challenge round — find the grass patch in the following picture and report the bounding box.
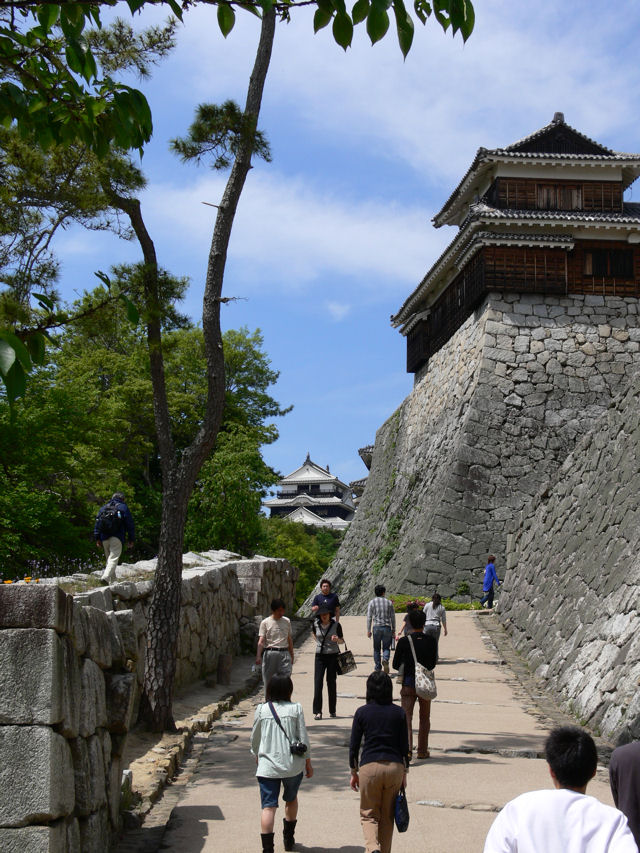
[390,594,481,612]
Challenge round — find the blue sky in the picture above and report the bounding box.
[54,0,640,487]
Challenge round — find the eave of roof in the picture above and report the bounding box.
[391,203,640,330]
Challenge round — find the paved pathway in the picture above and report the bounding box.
[129,612,618,853]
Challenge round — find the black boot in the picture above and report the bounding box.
[283,818,297,851]
[261,832,274,853]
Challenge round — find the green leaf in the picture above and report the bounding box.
[165,0,185,18]
[332,11,353,49]
[392,0,414,56]
[65,39,86,76]
[36,4,60,32]
[0,332,32,373]
[451,0,474,40]
[367,0,390,44]
[27,333,46,366]
[94,270,112,289]
[413,0,431,25]
[33,292,56,311]
[3,361,27,403]
[314,7,334,32]
[120,294,140,325]
[0,338,16,377]
[217,4,236,37]
[352,0,370,25]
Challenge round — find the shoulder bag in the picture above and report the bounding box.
[394,785,410,832]
[336,635,357,675]
[408,634,437,700]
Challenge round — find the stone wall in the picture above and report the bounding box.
[329,293,640,611]
[498,372,640,743]
[0,550,297,852]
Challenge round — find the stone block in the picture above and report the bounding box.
[74,588,113,612]
[60,636,81,738]
[0,823,66,853]
[112,609,138,660]
[106,612,126,667]
[109,582,139,602]
[83,606,114,669]
[0,628,64,725]
[71,602,88,656]
[79,659,107,737]
[0,585,73,633]
[69,735,106,815]
[105,673,138,734]
[78,808,110,853]
[0,726,74,826]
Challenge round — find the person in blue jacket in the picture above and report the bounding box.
[480,555,500,609]
[94,492,135,584]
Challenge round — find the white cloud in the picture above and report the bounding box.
[326,301,351,321]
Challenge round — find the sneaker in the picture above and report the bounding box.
[417,750,430,759]
[314,712,322,720]
[330,713,337,718]
[382,660,389,674]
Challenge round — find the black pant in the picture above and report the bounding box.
[480,585,495,608]
[313,653,338,715]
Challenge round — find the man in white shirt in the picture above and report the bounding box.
[484,726,638,853]
[256,598,294,695]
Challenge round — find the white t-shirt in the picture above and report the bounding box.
[484,788,638,853]
[259,615,292,649]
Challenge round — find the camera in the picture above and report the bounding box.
[290,741,308,756]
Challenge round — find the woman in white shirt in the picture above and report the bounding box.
[251,675,313,853]
[423,592,448,653]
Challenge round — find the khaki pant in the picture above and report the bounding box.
[359,761,405,853]
[101,537,122,583]
[400,685,431,755]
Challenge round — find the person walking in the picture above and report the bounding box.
[423,592,448,652]
[349,670,410,853]
[256,599,294,694]
[94,492,135,585]
[366,585,396,673]
[393,609,437,760]
[251,675,313,853]
[609,739,640,849]
[484,726,637,852]
[310,578,341,620]
[479,555,501,609]
[396,600,420,641]
[311,606,344,720]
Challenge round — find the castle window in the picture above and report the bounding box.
[584,249,633,278]
[537,184,582,210]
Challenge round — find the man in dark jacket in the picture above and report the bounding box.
[94,492,135,584]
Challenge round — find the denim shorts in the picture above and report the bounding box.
[257,772,304,808]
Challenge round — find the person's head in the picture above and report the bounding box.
[545,726,597,791]
[266,674,293,703]
[112,492,125,503]
[488,555,495,563]
[366,670,393,705]
[374,584,386,597]
[432,592,441,607]
[408,609,426,631]
[320,579,332,594]
[317,605,331,624]
[270,598,286,618]
[406,601,419,613]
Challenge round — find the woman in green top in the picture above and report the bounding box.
[251,675,313,853]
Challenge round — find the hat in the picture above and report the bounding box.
[316,605,331,615]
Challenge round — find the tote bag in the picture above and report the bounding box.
[336,642,357,675]
[408,634,437,700]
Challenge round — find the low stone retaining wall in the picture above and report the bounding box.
[0,550,297,852]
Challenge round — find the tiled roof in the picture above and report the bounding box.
[463,202,640,227]
[504,113,614,155]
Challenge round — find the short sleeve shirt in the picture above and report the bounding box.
[311,591,341,615]
[259,615,292,648]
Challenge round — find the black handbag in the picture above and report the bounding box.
[394,785,409,832]
[336,642,357,675]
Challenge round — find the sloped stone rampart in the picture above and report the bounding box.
[498,372,640,742]
[0,551,297,852]
[328,293,640,611]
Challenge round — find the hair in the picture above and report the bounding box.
[408,609,426,630]
[406,601,419,613]
[488,555,495,562]
[319,578,332,589]
[270,598,286,612]
[432,592,442,606]
[366,670,393,705]
[266,674,293,703]
[112,492,125,503]
[544,726,597,788]
[374,584,386,597]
